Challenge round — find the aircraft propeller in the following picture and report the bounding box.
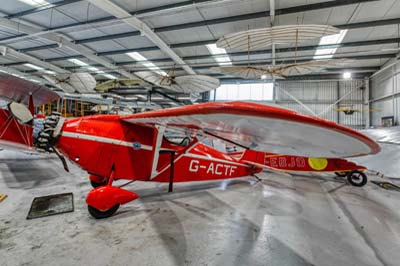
[36,112,69,172]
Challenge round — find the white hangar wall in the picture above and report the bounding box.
[274,79,367,129]
[369,60,400,127]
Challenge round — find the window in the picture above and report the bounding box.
[210,83,274,101]
[163,130,192,147]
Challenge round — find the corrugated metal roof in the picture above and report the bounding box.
[0,0,397,103]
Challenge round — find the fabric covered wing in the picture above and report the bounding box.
[0,74,59,105]
[173,75,220,93]
[121,102,380,158]
[44,73,96,93]
[135,71,219,93]
[217,25,339,51]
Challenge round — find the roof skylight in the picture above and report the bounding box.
[102,74,117,80]
[24,63,56,75]
[24,63,43,70]
[68,59,117,79]
[126,52,167,76]
[313,30,348,59]
[68,58,89,67]
[206,44,232,66]
[17,0,52,7]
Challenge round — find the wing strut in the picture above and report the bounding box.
[204,130,250,150]
[159,150,175,192]
[150,125,166,179]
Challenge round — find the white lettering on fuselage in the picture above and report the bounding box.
[189,160,237,176]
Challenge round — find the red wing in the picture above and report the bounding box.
[0,74,59,105]
[120,101,380,158]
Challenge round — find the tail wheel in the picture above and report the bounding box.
[347,170,368,187]
[335,172,348,177]
[88,204,120,219]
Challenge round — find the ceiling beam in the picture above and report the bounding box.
[9,37,399,66]
[86,0,195,75]
[19,52,393,75]
[6,50,396,72]
[0,17,136,79]
[0,0,378,46]
[6,0,81,19]
[0,45,68,73]
[220,72,374,82]
[0,65,45,83]
[8,15,400,57]
[269,0,275,25]
[0,0,234,45]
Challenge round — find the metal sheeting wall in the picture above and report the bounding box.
[274,79,366,129]
[370,61,400,127]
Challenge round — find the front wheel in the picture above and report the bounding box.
[88,204,120,219]
[347,171,367,187]
[90,180,108,188]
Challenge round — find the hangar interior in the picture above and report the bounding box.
[1,0,400,266]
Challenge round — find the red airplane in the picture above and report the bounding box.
[0,74,379,219]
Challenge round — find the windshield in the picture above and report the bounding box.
[164,130,192,147]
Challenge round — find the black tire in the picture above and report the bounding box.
[88,204,120,219]
[347,170,368,187]
[90,180,108,188]
[335,172,348,177]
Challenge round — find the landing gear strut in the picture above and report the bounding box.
[89,174,108,188]
[334,171,348,177]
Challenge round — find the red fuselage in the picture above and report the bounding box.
[56,115,259,183]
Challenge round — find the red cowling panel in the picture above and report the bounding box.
[86,186,139,211]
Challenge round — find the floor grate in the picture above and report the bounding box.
[27,192,74,219]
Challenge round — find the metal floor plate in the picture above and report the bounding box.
[27,192,74,219]
[370,181,400,192]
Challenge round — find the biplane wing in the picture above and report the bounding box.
[0,73,59,105]
[121,101,380,158]
[0,74,60,151]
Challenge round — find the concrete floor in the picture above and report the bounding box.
[1,148,400,266]
[352,126,400,178]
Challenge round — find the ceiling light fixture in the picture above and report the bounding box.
[68,59,115,79]
[343,72,352,79]
[102,74,117,79]
[24,63,56,75]
[24,63,44,70]
[68,58,89,67]
[126,52,167,76]
[17,0,53,7]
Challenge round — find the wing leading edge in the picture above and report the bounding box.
[120,101,380,158]
[0,74,59,105]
